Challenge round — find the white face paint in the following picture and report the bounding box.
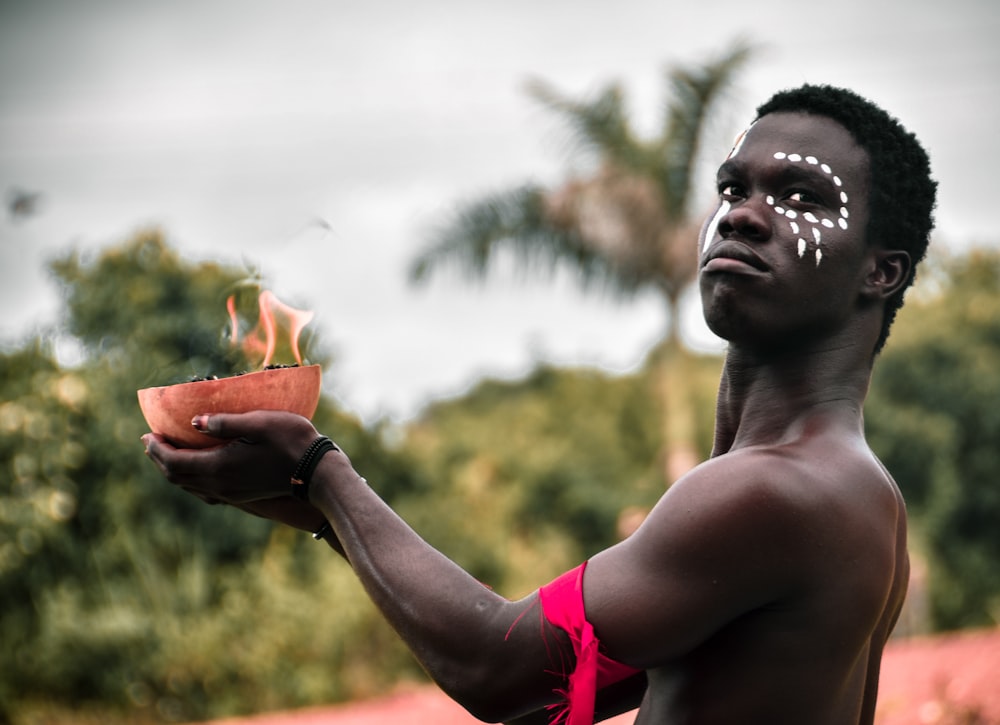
[705,130,854,268]
[727,123,754,159]
[700,124,753,255]
[767,150,851,267]
[702,199,730,254]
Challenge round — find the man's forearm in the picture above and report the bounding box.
[308,452,560,721]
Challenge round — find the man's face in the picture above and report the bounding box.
[698,112,872,348]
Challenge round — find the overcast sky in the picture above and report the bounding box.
[2,0,997,422]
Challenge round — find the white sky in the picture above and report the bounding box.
[2,0,998,422]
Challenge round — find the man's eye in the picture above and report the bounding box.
[719,183,745,198]
[787,190,820,204]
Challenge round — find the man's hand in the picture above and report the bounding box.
[142,410,322,505]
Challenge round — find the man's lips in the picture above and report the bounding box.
[701,241,768,274]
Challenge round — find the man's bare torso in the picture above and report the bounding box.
[619,427,909,724]
[588,416,908,725]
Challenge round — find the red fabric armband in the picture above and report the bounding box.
[537,561,641,725]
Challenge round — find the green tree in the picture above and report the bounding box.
[1,231,272,719]
[868,247,1000,630]
[409,44,752,484]
[1,230,424,723]
[398,354,723,592]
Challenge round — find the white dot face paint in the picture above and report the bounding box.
[707,127,856,272]
[760,148,853,268]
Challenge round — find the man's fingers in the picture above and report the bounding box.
[192,410,306,442]
[192,412,256,440]
[143,432,224,481]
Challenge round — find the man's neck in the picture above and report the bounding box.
[711,336,873,456]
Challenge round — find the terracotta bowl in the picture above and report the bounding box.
[138,364,322,448]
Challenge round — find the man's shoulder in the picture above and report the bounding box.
[671,444,823,508]
[686,433,886,501]
[650,438,890,549]
[585,435,900,669]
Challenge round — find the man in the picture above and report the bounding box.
[143,84,936,724]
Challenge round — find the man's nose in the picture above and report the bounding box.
[718,196,773,242]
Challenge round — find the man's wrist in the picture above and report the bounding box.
[290,435,338,502]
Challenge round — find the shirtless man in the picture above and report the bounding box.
[143,84,936,724]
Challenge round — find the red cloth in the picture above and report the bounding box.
[537,562,642,725]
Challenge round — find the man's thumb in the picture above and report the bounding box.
[191,412,256,439]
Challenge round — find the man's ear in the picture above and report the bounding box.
[862,249,911,301]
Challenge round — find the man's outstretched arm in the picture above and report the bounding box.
[145,411,575,722]
[308,450,570,720]
[144,411,771,721]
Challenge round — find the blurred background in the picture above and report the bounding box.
[2,0,998,723]
[3,0,997,422]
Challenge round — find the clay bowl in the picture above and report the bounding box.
[138,364,322,448]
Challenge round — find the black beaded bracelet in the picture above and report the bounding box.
[312,521,332,541]
[290,435,337,502]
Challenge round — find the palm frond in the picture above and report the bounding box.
[409,45,757,307]
[409,185,650,297]
[659,39,755,219]
[526,79,648,173]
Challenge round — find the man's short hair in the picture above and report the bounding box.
[754,85,937,354]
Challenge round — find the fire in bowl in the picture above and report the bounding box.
[138,364,322,448]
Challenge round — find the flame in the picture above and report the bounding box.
[226,290,314,367]
[227,295,240,346]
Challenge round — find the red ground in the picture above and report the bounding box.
[192,627,1000,725]
[874,628,1000,724]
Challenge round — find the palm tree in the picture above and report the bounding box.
[409,43,754,487]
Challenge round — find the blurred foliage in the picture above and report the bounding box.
[867,247,1000,630]
[396,352,722,597]
[0,231,422,724]
[2,230,999,724]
